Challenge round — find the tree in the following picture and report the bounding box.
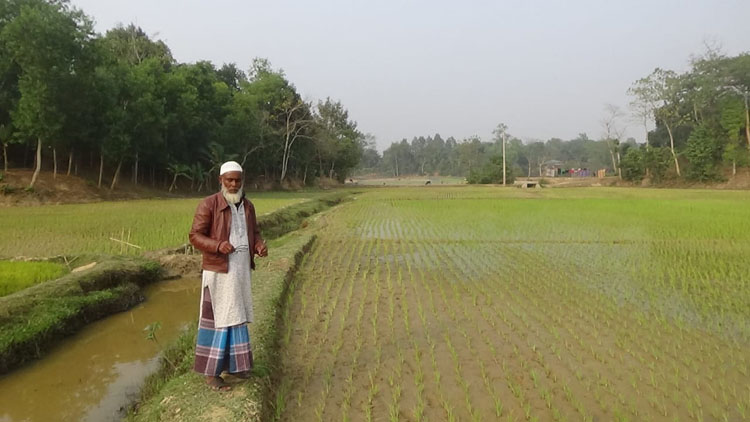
[358,134,381,172]
[3,0,93,188]
[492,123,508,185]
[101,24,172,67]
[0,123,13,172]
[630,69,688,177]
[526,141,546,176]
[621,147,645,182]
[279,97,313,183]
[456,136,484,176]
[313,98,363,181]
[216,62,246,92]
[167,162,191,192]
[721,54,750,152]
[685,123,722,181]
[382,139,416,177]
[600,104,625,179]
[720,96,747,176]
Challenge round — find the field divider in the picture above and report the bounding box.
[0,256,162,375]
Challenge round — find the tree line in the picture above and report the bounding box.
[362,131,622,184]
[0,0,365,190]
[626,51,749,182]
[362,50,750,185]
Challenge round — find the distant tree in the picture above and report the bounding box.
[0,123,12,172]
[719,96,748,175]
[526,141,546,176]
[313,98,363,181]
[631,69,688,176]
[216,62,246,92]
[600,104,625,178]
[279,97,313,183]
[101,24,172,67]
[643,147,672,183]
[357,134,381,172]
[620,147,645,182]
[685,123,722,181]
[456,136,484,176]
[492,123,509,185]
[720,54,750,151]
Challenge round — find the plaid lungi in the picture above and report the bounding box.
[194,286,253,376]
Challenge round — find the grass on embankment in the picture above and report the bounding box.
[257,190,354,239]
[0,261,68,297]
[0,256,161,374]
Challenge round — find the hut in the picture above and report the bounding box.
[541,160,564,177]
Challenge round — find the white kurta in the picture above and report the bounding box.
[200,201,254,328]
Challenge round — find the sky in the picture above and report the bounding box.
[69,0,750,151]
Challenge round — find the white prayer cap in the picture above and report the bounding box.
[219,161,243,175]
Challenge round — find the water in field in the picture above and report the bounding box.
[0,277,200,422]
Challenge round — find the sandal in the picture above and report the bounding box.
[206,376,232,391]
[234,371,252,379]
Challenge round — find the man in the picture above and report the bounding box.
[189,160,268,391]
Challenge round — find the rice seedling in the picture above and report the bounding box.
[274,187,750,422]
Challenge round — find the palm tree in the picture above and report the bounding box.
[167,162,192,192]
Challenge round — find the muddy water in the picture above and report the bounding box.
[0,277,200,422]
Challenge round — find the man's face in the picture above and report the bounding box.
[220,171,243,193]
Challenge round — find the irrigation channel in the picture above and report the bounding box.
[0,277,200,422]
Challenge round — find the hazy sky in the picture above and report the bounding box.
[70,0,750,151]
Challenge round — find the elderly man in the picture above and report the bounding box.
[189,160,268,391]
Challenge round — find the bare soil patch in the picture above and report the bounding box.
[0,169,197,207]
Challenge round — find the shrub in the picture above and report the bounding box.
[643,147,672,183]
[621,148,645,182]
[467,156,515,184]
[685,124,722,182]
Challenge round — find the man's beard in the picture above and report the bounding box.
[221,185,244,205]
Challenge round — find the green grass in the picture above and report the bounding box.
[0,192,317,257]
[0,261,68,296]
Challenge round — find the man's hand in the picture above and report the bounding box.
[254,240,268,257]
[218,241,235,254]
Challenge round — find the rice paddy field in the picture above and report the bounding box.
[355,176,466,186]
[0,261,68,296]
[0,192,311,258]
[276,187,750,422]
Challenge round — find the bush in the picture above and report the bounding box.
[467,156,515,184]
[685,124,722,182]
[1,184,18,195]
[621,148,645,182]
[644,147,672,183]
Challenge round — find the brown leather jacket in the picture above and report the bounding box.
[189,192,263,272]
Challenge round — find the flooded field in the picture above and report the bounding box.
[276,187,750,422]
[0,277,200,422]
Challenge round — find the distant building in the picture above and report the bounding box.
[541,160,564,177]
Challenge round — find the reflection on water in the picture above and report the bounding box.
[0,277,200,422]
